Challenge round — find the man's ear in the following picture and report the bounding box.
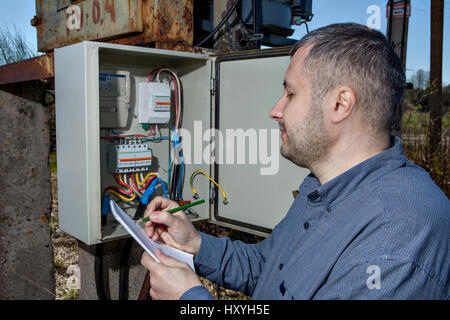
[326,86,357,124]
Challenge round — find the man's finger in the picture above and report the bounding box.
[150,210,176,228]
[141,252,160,271]
[154,248,186,268]
[145,224,154,238]
[147,196,165,213]
[173,210,188,221]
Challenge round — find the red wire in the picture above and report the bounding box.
[148,69,160,83]
[104,186,134,197]
[148,69,179,130]
[113,173,134,195]
[131,173,157,192]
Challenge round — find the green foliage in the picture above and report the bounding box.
[402,69,449,196]
[60,289,80,300]
[402,105,449,197]
[405,69,450,114]
[49,151,57,173]
[0,23,36,65]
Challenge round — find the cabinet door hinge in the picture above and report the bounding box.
[209,185,216,205]
[210,77,216,96]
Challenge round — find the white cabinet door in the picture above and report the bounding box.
[210,49,310,236]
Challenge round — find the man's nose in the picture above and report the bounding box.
[269,96,285,120]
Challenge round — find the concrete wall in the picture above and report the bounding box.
[0,81,55,299]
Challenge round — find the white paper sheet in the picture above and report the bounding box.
[109,200,194,271]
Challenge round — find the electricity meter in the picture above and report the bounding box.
[99,70,131,128]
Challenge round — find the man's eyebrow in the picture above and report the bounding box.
[283,80,293,89]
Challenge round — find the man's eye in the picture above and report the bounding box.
[286,92,293,98]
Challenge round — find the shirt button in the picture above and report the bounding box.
[326,207,331,213]
[304,222,309,230]
[279,263,284,270]
[307,191,320,201]
[279,281,286,296]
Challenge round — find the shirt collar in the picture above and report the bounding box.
[301,136,407,206]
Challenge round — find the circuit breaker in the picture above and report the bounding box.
[138,82,171,124]
[106,143,152,173]
[55,41,309,245]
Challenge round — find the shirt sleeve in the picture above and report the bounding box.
[179,285,215,300]
[313,256,448,300]
[193,231,275,297]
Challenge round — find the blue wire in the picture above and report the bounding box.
[141,178,168,205]
[159,178,168,198]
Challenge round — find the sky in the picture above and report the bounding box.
[0,0,449,84]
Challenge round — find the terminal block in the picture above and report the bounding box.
[106,143,152,173]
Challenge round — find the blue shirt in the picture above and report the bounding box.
[180,137,449,300]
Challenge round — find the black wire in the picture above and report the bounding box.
[296,20,310,34]
[196,0,241,47]
[119,238,134,300]
[171,164,181,200]
[252,0,261,48]
[94,243,108,300]
[119,201,147,301]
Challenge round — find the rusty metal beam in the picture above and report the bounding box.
[33,0,194,52]
[0,0,195,85]
[109,0,193,49]
[0,54,54,86]
[35,0,144,52]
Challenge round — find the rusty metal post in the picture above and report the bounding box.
[386,0,411,136]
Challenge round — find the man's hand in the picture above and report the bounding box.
[141,249,203,300]
[144,196,201,255]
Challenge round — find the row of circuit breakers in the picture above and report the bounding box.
[100,70,169,174]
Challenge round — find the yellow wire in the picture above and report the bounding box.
[136,172,159,186]
[109,173,136,202]
[190,169,227,200]
[106,189,136,202]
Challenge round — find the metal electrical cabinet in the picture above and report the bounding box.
[55,41,309,245]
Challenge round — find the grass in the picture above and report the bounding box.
[49,151,57,173]
[403,111,450,130]
[401,111,449,197]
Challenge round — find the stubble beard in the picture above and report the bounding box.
[280,101,331,169]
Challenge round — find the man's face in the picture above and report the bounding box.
[269,46,331,168]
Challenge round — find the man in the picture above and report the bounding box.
[140,23,449,299]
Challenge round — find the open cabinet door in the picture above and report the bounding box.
[210,48,310,237]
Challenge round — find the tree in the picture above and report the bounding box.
[410,69,429,90]
[0,23,36,66]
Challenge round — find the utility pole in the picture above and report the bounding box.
[429,0,444,157]
[386,0,411,136]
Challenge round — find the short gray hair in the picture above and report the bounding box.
[291,23,406,133]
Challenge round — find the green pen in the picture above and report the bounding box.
[137,199,206,223]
